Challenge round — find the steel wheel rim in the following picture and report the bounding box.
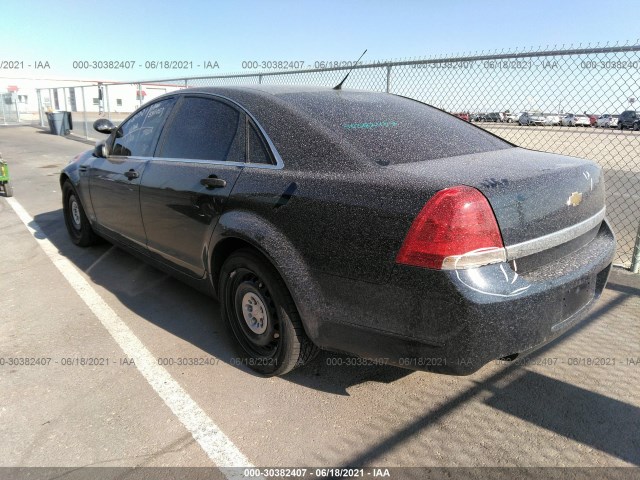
[241,291,268,334]
[70,196,81,230]
[229,268,280,358]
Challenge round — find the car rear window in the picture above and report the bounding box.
[276,91,512,164]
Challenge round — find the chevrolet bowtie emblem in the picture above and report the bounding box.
[567,191,583,207]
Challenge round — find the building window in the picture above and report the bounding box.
[116,99,122,107]
[69,88,77,112]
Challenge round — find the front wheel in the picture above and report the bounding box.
[219,249,319,376]
[62,181,98,246]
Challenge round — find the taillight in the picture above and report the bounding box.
[396,186,506,270]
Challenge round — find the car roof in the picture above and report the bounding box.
[169,85,356,104]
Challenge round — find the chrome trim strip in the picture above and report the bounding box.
[441,247,507,270]
[147,157,282,169]
[440,207,606,270]
[505,207,606,260]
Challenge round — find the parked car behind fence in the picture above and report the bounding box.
[484,112,503,122]
[543,113,562,126]
[618,110,639,130]
[596,114,618,128]
[519,111,545,126]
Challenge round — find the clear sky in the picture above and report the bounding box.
[1,0,639,82]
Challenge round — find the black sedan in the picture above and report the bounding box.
[61,86,615,376]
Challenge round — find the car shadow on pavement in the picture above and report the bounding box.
[484,370,640,465]
[334,282,640,467]
[33,209,411,395]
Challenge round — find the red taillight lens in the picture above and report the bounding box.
[396,186,505,270]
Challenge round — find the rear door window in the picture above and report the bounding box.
[158,96,245,162]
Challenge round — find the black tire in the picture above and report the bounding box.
[62,181,98,247]
[3,181,13,197]
[219,248,318,376]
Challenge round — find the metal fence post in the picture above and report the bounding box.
[258,75,263,84]
[81,86,89,140]
[386,65,391,93]
[1,95,6,125]
[37,89,44,127]
[631,224,640,273]
[105,85,111,120]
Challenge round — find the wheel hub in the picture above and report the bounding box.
[70,198,81,229]
[241,291,268,334]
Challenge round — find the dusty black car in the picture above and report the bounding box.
[618,110,639,130]
[61,86,615,376]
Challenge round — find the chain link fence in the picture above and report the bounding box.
[36,44,640,270]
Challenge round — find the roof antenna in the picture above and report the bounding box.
[333,49,368,90]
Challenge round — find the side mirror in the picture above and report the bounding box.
[93,118,116,134]
[94,142,108,158]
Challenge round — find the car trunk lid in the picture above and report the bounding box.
[390,147,606,250]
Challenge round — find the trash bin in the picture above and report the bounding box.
[45,111,73,135]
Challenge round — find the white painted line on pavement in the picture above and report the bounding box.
[6,197,257,479]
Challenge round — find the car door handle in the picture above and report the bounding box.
[200,177,227,189]
[124,169,139,180]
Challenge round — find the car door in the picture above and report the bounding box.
[89,97,175,249]
[139,95,246,278]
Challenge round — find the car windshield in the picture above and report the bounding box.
[277,91,512,164]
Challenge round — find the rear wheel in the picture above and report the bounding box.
[63,181,98,246]
[219,249,318,376]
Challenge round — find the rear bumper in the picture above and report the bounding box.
[311,220,616,375]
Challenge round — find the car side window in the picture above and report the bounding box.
[111,99,174,157]
[248,123,273,165]
[158,97,245,162]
